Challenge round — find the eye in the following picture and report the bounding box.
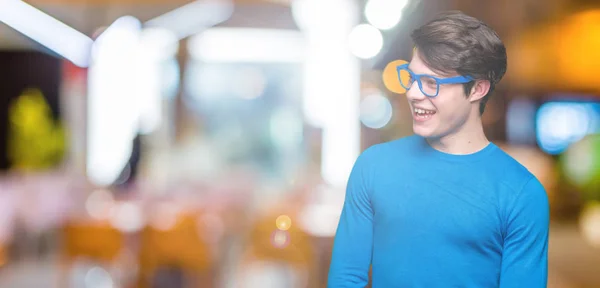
[422,77,437,87]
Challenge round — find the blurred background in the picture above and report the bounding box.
[0,0,599,287]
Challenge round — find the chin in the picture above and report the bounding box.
[412,122,439,139]
[413,128,435,139]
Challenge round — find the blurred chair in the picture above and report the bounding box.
[237,210,318,288]
[137,211,216,288]
[60,220,126,287]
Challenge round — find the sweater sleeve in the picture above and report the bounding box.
[328,151,374,287]
[499,177,549,288]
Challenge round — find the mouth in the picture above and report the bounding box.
[412,107,436,122]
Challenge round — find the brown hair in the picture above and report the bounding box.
[410,11,507,114]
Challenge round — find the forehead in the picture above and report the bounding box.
[407,49,452,78]
[408,53,438,77]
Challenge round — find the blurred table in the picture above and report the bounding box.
[0,222,599,288]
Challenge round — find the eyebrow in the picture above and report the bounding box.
[407,64,442,78]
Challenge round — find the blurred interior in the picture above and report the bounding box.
[0,0,600,287]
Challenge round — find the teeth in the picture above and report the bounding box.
[414,108,435,115]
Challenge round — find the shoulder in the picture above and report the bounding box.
[487,145,539,191]
[357,135,420,164]
[504,175,549,233]
[350,136,418,186]
[488,146,549,217]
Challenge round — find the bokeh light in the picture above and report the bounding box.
[275,215,292,231]
[563,136,597,186]
[270,230,290,249]
[580,202,600,248]
[562,134,600,201]
[360,92,393,129]
[109,202,144,233]
[85,189,114,220]
[348,24,383,59]
[84,266,114,288]
[298,203,341,237]
[382,59,409,94]
[150,202,180,231]
[364,0,408,30]
[536,102,598,155]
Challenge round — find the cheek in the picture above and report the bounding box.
[432,95,470,121]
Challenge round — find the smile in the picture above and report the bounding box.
[413,107,436,121]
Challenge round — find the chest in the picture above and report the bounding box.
[370,170,505,251]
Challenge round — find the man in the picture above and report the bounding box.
[328,11,549,288]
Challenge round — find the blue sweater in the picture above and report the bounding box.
[328,135,549,288]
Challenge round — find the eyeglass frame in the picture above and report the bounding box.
[396,63,474,97]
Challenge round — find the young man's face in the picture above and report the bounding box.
[405,50,474,139]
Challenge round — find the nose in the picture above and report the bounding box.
[405,82,426,101]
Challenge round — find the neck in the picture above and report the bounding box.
[427,110,489,155]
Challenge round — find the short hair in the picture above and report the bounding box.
[410,11,507,114]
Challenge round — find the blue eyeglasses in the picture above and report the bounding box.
[396,63,474,97]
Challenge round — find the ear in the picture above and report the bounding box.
[468,80,491,102]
